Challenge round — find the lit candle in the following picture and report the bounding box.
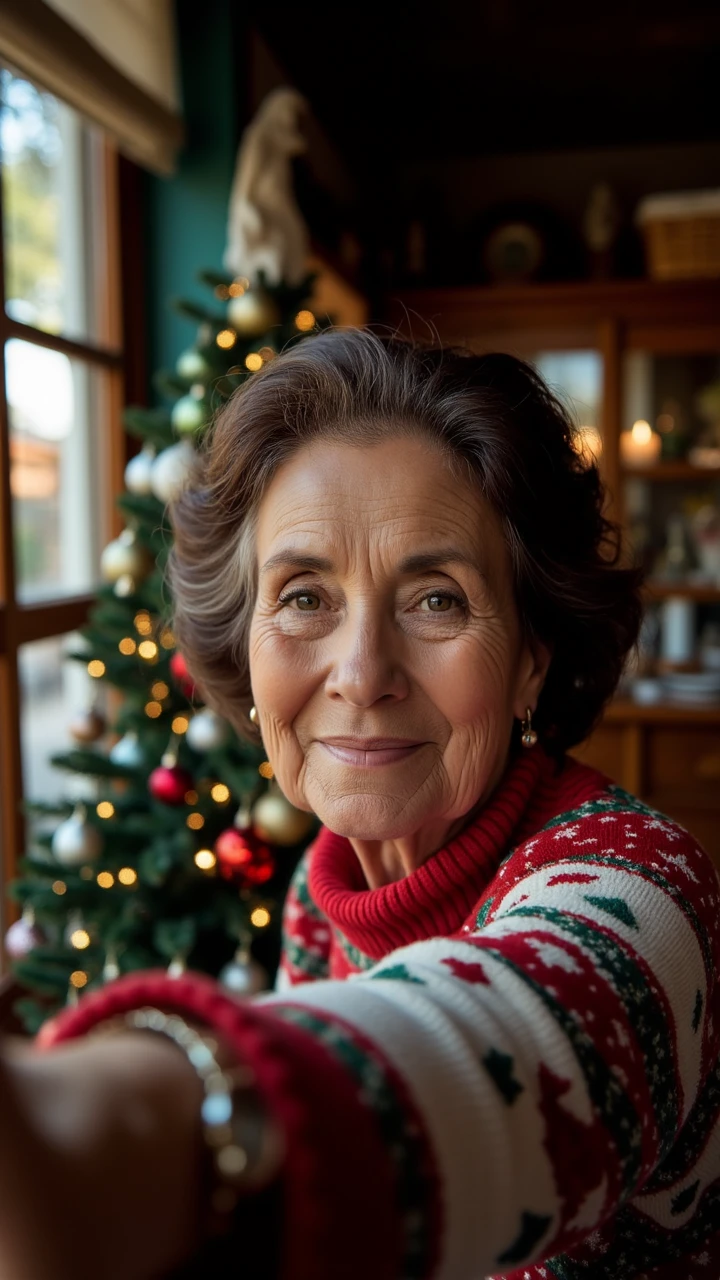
[620,419,662,468]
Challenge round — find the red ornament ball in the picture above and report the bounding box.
[169,651,196,698]
[149,762,194,805]
[214,828,275,886]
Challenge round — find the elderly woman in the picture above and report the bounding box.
[2,330,719,1280]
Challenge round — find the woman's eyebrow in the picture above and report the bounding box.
[260,548,481,576]
[397,550,480,575]
[260,550,334,576]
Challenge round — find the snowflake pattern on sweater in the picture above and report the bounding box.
[260,749,720,1280]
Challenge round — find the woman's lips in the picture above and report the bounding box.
[318,740,425,767]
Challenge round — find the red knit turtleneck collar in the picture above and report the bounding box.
[307,747,559,959]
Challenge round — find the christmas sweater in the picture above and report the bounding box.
[42,748,720,1280]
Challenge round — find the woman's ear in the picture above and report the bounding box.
[512,635,553,721]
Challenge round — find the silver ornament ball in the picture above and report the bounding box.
[218,952,268,996]
[52,809,103,867]
[124,445,156,496]
[150,440,196,504]
[186,709,230,752]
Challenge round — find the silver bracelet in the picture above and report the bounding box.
[115,1007,282,1233]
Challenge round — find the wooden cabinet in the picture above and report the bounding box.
[387,279,720,867]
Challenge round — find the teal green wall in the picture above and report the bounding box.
[145,0,245,379]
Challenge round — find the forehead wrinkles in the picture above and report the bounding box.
[254,438,509,588]
[258,469,486,542]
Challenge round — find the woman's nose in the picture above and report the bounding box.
[324,608,409,707]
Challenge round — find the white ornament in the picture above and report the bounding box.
[219,948,268,996]
[124,445,156,495]
[52,804,103,867]
[150,440,196,504]
[224,88,310,287]
[109,731,144,769]
[171,393,207,436]
[186,709,230,752]
[100,528,150,584]
[176,348,210,382]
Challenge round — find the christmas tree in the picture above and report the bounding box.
[6,90,325,1033]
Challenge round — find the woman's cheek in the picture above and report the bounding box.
[421,627,514,727]
[248,618,318,806]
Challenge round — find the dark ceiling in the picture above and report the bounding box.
[257,2,720,170]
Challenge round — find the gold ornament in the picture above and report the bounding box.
[227,286,279,337]
[252,788,314,846]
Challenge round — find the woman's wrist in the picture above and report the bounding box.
[91,1007,285,1234]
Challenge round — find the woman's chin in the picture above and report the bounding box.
[307,791,432,842]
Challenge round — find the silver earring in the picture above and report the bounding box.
[521,707,538,748]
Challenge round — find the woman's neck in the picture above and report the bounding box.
[347,755,509,888]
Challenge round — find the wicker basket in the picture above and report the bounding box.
[636,189,720,281]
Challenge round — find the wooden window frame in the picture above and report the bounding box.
[0,122,138,909]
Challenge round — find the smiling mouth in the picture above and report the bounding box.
[318,740,426,767]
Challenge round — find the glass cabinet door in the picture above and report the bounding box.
[620,348,720,589]
[620,343,720,684]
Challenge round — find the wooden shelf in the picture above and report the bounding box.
[644,581,720,602]
[606,698,720,723]
[387,277,720,339]
[622,463,720,482]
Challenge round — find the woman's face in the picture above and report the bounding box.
[249,435,549,840]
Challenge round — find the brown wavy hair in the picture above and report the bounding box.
[167,328,642,753]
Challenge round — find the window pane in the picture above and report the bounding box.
[7,339,108,601]
[19,632,105,805]
[0,67,103,342]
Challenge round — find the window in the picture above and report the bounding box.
[0,67,125,930]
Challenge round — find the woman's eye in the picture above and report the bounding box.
[421,592,462,612]
[281,590,321,611]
